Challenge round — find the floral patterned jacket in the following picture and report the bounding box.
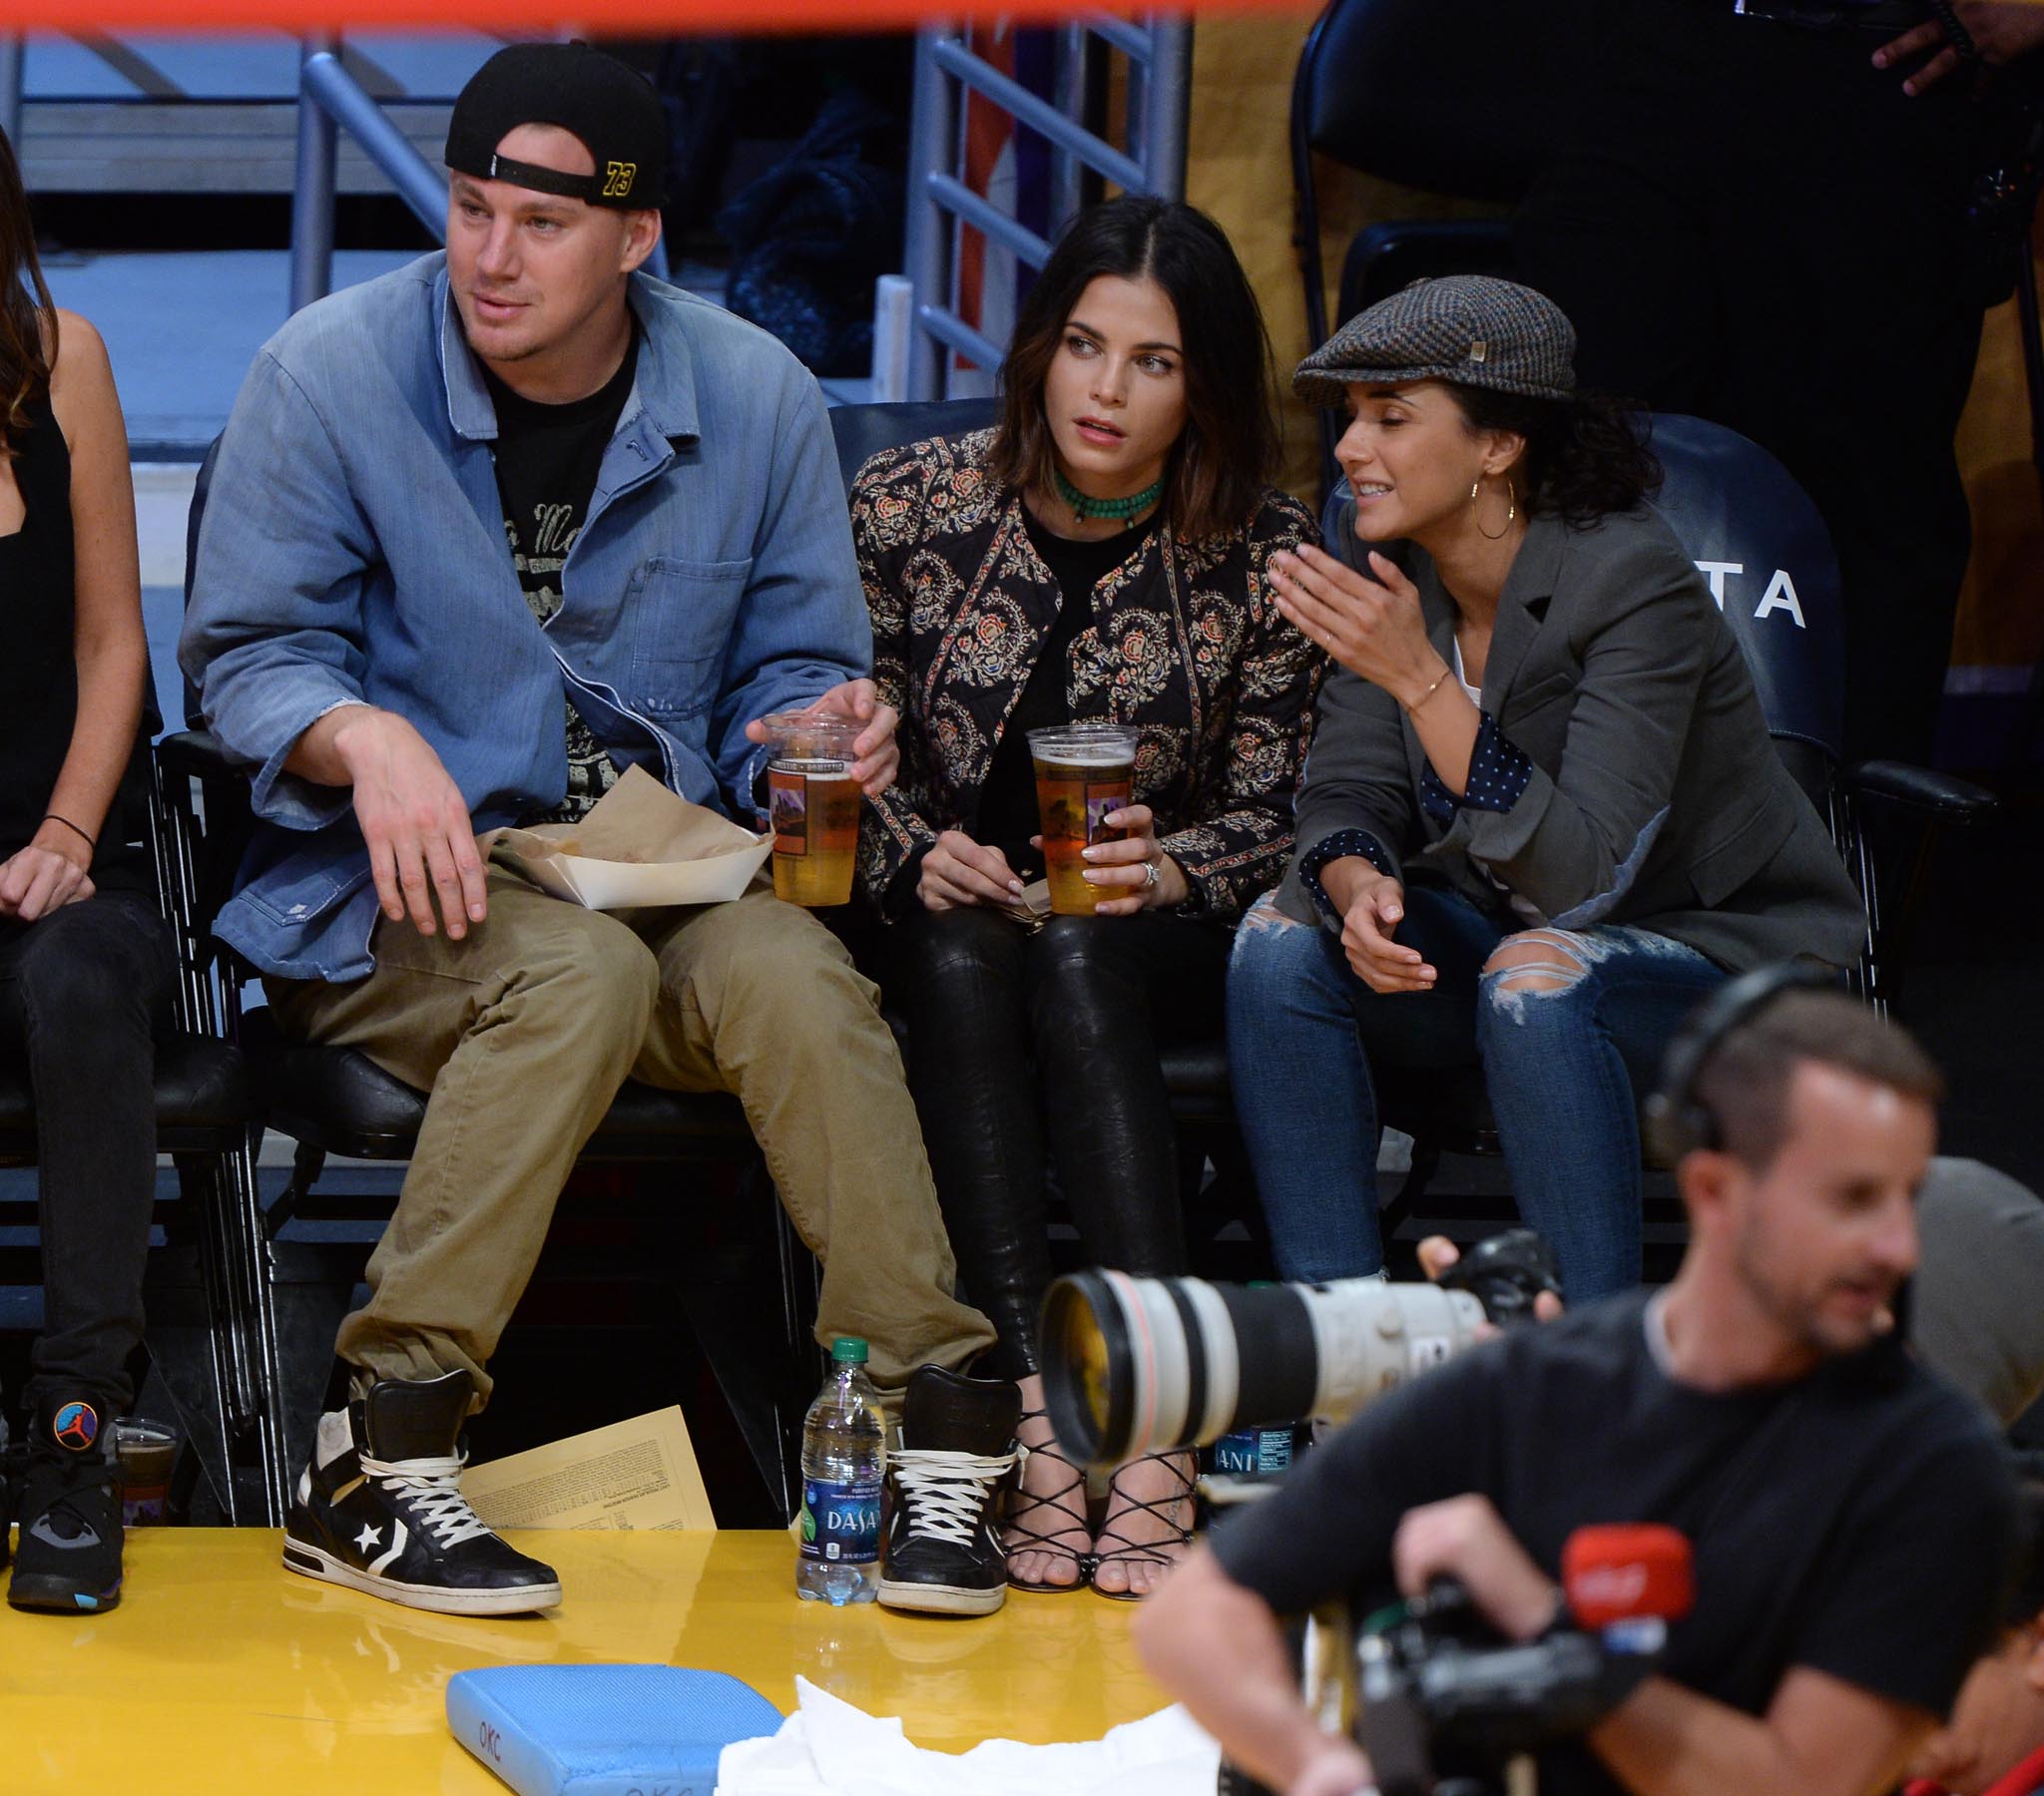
[849,428,1323,922]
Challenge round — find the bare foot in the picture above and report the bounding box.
[1090,1449,1196,1598]
[1005,1388,1090,1590]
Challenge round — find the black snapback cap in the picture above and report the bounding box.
[446,42,668,211]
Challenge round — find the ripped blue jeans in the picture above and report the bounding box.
[1225,882,1726,1299]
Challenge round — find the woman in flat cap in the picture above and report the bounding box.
[1229,275,1862,1302]
[848,197,1322,1597]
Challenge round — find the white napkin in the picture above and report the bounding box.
[715,1675,1221,1796]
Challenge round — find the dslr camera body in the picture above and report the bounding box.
[1215,1534,1691,1796]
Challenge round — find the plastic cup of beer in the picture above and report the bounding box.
[761,712,863,908]
[110,1417,180,1527]
[1028,723,1142,916]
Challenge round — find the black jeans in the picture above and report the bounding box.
[1515,1,1979,762]
[878,907,1230,1380]
[0,889,173,1411]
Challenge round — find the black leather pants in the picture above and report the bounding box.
[881,906,1230,1381]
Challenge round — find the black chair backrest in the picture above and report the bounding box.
[1294,0,1595,201]
[1312,412,1845,795]
[1647,412,1845,769]
[827,397,1000,495]
[181,434,226,732]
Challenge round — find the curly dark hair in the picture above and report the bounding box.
[1444,383,1661,528]
[989,196,1278,541]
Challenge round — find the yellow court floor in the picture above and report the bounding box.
[0,1529,1170,1794]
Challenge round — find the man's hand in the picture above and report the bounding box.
[747,677,900,797]
[1874,2,2044,93]
[1391,1494,1561,1643]
[0,837,95,922]
[918,829,1024,911]
[1287,1741,1375,1796]
[1337,871,1435,993]
[1417,1236,1566,1327]
[322,708,487,939]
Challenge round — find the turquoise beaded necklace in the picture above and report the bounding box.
[1055,464,1163,525]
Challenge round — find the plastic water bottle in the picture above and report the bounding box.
[795,1336,886,1604]
[1208,1286,1302,1486]
[1208,1423,1296,1480]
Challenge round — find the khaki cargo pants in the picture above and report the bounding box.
[267,849,994,1404]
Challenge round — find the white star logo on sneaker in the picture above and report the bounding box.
[354,1523,383,1554]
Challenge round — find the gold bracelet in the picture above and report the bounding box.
[1403,666,1452,717]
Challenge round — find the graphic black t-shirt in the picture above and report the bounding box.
[973,508,1158,875]
[1212,1291,2018,1796]
[483,331,640,824]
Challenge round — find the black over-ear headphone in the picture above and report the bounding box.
[1642,962,1841,1164]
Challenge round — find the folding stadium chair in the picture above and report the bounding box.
[167,446,828,1525]
[1288,0,1593,494]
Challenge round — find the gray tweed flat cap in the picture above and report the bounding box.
[1294,275,1577,408]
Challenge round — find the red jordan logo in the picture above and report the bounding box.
[52,1401,98,1451]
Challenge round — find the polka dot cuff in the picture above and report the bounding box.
[1419,709,1533,823]
[1297,828,1396,925]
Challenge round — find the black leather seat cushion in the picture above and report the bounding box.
[240,1006,749,1161]
[0,1031,249,1157]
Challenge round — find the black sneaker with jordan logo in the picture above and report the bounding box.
[281,1369,561,1616]
[9,1389,125,1613]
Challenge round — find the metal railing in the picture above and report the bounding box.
[899,15,1193,400]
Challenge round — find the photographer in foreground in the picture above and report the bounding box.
[1137,975,2018,1796]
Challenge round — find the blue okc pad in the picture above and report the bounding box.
[448,1664,781,1796]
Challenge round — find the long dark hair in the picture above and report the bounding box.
[1446,383,1660,527]
[989,196,1277,541]
[0,126,54,459]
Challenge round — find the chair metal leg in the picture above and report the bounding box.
[179,1136,290,1525]
[264,1139,327,1240]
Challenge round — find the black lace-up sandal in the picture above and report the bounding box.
[1003,1410,1093,1592]
[1089,1449,1197,1601]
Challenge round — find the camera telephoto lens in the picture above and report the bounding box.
[1040,1269,1487,1469]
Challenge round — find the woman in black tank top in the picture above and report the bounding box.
[0,124,171,1616]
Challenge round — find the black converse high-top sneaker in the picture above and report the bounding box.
[281,1370,560,1616]
[877,1365,1022,1617]
[9,1390,124,1613]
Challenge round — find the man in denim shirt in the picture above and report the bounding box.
[182,43,993,1615]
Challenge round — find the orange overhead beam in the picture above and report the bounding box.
[0,0,1311,30]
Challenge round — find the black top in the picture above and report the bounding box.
[0,396,150,892]
[973,508,1159,874]
[1213,1291,2017,1796]
[484,332,640,824]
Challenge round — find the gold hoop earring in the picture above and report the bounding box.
[1471,477,1515,542]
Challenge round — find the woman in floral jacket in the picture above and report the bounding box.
[849,197,1320,1598]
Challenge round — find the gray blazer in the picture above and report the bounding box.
[1274,505,1865,974]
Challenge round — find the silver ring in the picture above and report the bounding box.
[1143,860,1161,890]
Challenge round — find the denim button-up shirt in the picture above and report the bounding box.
[181,252,868,982]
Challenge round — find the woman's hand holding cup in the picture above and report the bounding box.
[1070,802,1190,916]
